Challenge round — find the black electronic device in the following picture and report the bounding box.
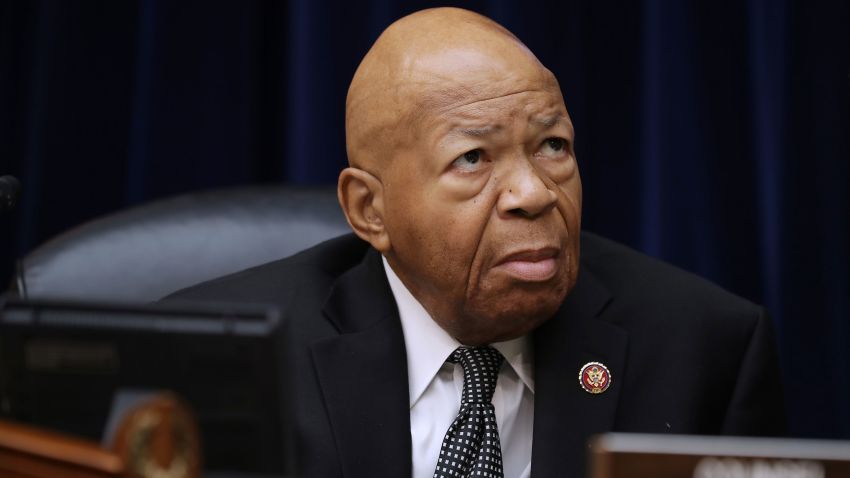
[0,175,21,213]
[0,297,291,476]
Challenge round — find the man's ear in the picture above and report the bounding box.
[337,167,391,253]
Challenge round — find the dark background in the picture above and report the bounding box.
[1,0,848,439]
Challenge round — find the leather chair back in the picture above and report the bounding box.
[11,186,350,302]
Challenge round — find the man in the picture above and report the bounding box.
[168,7,784,478]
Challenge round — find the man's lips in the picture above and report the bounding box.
[493,247,560,282]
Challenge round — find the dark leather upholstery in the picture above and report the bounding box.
[12,186,350,302]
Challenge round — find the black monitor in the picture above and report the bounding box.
[0,297,291,476]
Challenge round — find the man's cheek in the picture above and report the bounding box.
[555,182,581,226]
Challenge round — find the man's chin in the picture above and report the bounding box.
[455,299,563,345]
[453,316,553,346]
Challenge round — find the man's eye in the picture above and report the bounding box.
[451,149,485,172]
[542,138,567,153]
[462,150,481,164]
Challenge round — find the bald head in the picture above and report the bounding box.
[338,8,580,345]
[345,7,558,172]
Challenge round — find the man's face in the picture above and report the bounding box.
[381,48,582,345]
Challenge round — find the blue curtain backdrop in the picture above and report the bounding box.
[1,0,848,438]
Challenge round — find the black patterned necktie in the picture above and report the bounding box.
[433,346,505,478]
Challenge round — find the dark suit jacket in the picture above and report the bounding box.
[166,231,785,478]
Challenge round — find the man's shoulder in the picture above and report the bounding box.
[577,232,784,438]
[580,231,762,324]
[163,233,370,306]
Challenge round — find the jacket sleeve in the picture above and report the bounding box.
[721,307,787,436]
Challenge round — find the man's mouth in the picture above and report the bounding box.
[493,247,559,282]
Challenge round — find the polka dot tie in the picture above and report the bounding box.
[433,346,505,478]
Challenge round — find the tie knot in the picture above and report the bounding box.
[449,346,504,404]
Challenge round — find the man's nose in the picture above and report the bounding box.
[496,160,558,219]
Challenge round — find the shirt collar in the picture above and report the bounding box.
[382,256,535,408]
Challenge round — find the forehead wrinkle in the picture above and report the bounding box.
[431,97,572,149]
[414,79,481,112]
[436,88,544,114]
[410,63,554,113]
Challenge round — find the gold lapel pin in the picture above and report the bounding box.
[579,361,612,394]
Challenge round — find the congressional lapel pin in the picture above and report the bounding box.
[579,361,612,394]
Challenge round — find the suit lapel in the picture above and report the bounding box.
[531,265,629,478]
[311,249,412,477]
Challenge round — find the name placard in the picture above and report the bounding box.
[590,433,850,478]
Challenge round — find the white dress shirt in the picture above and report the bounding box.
[382,257,535,478]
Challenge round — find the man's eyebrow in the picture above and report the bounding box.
[530,115,563,128]
[449,125,502,137]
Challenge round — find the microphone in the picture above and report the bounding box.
[0,175,22,213]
